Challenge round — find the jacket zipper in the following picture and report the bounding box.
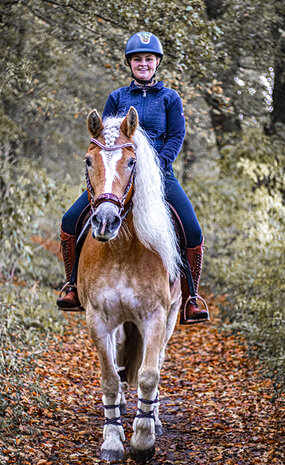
[141,90,147,125]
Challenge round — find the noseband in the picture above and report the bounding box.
[86,137,136,219]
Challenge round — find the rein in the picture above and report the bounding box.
[86,137,136,219]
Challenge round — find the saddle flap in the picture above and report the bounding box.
[167,202,187,250]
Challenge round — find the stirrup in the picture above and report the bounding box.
[182,294,209,325]
[58,281,75,298]
[57,282,85,312]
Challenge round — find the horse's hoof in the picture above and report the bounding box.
[129,445,155,463]
[120,404,127,415]
[155,423,163,436]
[101,449,124,462]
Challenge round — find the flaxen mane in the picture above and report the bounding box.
[103,117,180,280]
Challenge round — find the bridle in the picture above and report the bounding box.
[86,137,136,220]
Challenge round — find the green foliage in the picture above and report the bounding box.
[0,155,59,280]
[221,129,284,197]
[0,152,71,430]
[187,127,285,396]
[0,151,78,430]
[99,0,221,74]
[6,0,218,74]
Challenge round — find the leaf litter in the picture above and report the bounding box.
[1,293,284,464]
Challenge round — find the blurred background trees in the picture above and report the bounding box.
[1,0,284,393]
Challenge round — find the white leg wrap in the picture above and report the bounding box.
[102,394,125,441]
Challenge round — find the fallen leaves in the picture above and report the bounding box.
[1,292,284,464]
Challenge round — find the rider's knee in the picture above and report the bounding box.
[186,224,203,248]
[61,210,77,235]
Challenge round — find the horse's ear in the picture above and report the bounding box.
[120,106,138,138]
[87,109,103,137]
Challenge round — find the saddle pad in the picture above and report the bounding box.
[75,203,91,237]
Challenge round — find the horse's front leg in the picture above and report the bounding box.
[116,324,129,415]
[130,306,166,463]
[89,324,125,462]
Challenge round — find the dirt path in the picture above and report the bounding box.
[1,294,284,464]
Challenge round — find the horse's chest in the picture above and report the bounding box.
[91,275,161,322]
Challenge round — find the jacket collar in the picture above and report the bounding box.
[129,80,164,93]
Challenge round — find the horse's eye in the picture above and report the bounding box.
[128,158,135,168]
[85,157,92,167]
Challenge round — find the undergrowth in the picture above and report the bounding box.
[0,283,69,433]
[0,153,84,433]
[187,127,285,397]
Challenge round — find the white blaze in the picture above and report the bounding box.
[101,149,123,192]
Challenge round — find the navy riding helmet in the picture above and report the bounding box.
[125,32,164,84]
[125,32,164,59]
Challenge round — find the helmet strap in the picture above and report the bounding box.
[132,72,156,85]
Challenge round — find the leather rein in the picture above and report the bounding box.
[86,137,136,220]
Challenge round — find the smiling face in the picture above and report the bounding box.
[129,53,160,82]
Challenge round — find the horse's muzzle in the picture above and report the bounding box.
[91,203,122,241]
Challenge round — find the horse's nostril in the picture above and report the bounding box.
[111,215,121,231]
[91,214,100,228]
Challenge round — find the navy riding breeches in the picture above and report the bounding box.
[61,190,89,236]
[61,171,202,248]
[163,170,202,248]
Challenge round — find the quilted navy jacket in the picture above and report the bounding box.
[102,80,185,171]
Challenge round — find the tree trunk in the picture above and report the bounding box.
[203,0,242,147]
[204,0,225,19]
[271,9,285,130]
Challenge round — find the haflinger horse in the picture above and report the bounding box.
[77,106,182,463]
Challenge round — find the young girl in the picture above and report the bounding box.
[57,32,209,324]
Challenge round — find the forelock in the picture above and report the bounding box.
[103,119,121,148]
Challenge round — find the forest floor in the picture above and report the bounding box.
[1,293,284,465]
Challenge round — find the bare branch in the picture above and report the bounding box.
[39,0,120,26]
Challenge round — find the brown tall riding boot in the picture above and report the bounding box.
[180,238,209,324]
[56,228,83,311]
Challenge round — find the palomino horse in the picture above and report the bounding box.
[77,107,181,463]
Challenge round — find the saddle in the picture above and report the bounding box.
[70,203,196,299]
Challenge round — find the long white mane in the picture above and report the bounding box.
[103,117,181,280]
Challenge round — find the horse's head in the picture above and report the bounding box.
[85,107,138,242]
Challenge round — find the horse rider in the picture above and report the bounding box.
[57,31,209,324]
